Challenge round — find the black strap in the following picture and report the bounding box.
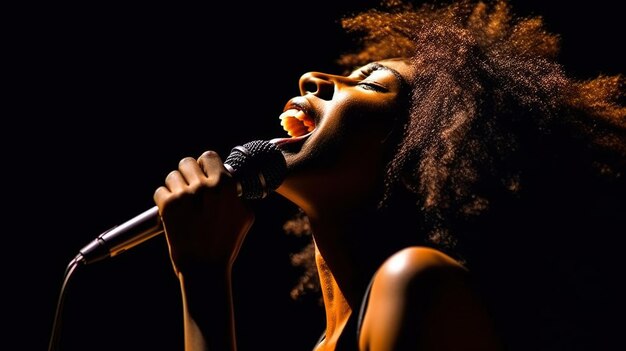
[356,275,375,345]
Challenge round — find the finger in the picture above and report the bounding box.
[153,186,171,210]
[164,169,187,192]
[197,151,228,183]
[178,156,206,185]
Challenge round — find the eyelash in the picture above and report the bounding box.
[357,81,385,92]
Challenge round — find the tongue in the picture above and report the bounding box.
[270,131,313,147]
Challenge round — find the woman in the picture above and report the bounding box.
[153,0,625,350]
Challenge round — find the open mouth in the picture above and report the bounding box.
[280,108,316,137]
[270,106,316,147]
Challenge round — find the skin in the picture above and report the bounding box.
[153,59,502,350]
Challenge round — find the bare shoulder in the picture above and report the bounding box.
[377,246,466,282]
[358,247,502,351]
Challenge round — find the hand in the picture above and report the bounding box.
[153,150,255,274]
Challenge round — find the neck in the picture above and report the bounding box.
[314,245,353,349]
[310,203,414,307]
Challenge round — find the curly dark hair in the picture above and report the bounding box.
[286,0,625,347]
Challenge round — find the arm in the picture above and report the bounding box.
[359,247,502,351]
[178,264,237,351]
[154,150,255,351]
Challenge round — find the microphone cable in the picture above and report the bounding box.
[47,255,82,351]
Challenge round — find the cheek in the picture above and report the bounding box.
[321,99,397,167]
[333,95,399,142]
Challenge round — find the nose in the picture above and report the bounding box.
[299,71,336,100]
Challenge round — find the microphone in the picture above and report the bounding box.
[75,140,287,265]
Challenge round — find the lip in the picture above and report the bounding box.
[270,97,318,149]
[283,96,317,122]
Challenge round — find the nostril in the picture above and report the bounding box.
[302,81,318,94]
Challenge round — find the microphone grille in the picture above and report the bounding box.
[223,140,287,199]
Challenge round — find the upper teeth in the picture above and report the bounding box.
[279,109,315,137]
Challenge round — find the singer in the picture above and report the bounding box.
[152,1,625,350]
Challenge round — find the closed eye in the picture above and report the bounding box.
[357,81,388,92]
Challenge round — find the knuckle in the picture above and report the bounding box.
[153,186,165,196]
[200,150,219,159]
[178,156,196,168]
[165,170,179,182]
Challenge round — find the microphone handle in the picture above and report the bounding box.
[77,206,162,265]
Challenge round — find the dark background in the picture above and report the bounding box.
[5,1,623,350]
